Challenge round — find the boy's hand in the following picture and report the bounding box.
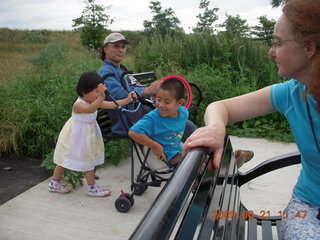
[152,144,166,161]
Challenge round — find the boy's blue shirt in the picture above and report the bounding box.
[271,79,320,206]
[130,106,189,161]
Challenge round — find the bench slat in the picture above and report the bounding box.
[196,139,245,240]
[276,220,282,240]
[216,152,239,239]
[132,72,157,85]
[223,153,240,239]
[262,220,273,240]
[247,218,257,240]
[174,161,217,240]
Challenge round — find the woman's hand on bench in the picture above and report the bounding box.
[182,124,226,169]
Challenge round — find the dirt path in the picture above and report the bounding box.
[0,156,51,205]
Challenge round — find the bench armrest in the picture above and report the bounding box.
[237,151,301,187]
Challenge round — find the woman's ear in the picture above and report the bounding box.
[304,39,317,58]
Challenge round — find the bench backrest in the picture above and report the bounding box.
[129,137,243,240]
[129,135,301,240]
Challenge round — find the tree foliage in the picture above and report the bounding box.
[219,14,250,38]
[143,1,183,38]
[251,15,276,44]
[193,0,219,34]
[72,0,113,49]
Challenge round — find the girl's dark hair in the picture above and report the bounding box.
[76,72,102,97]
[160,78,185,101]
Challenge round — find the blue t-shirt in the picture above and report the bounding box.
[271,79,320,206]
[130,106,189,161]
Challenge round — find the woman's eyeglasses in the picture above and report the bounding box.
[271,39,295,50]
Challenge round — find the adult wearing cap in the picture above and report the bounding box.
[99,32,162,99]
[98,32,162,134]
[98,32,199,142]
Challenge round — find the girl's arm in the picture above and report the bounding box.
[100,91,137,109]
[128,130,166,160]
[74,84,106,114]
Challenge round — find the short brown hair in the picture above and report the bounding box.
[160,77,185,101]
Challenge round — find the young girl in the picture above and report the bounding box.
[49,72,135,197]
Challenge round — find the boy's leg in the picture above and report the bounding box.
[170,154,183,166]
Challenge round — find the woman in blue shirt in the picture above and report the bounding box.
[183,0,320,239]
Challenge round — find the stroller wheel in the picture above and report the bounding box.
[115,196,132,213]
[124,193,134,206]
[133,183,147,196]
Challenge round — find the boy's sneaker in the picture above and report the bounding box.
[87,184,111,197]
[49,180,71,194]
[235,150,254,168]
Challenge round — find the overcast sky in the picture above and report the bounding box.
[0,0,282,33]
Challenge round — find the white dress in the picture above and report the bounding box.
[53,97,104,171]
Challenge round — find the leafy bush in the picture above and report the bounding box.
[30,46,69,70]
[132,34,291,141]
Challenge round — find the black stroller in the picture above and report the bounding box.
[97,72,202,213]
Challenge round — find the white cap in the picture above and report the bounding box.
[103,32,129,45]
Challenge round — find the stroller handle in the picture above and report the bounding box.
[105,88,144,113]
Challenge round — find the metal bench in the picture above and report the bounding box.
[129,136,301,240]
